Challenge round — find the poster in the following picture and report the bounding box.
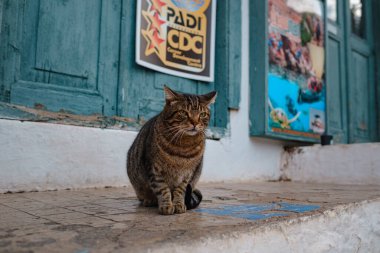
[267,0,326,140]
[136,0,216,82]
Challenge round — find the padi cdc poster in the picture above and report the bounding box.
[136,0,217,82]
[267,0,326,140]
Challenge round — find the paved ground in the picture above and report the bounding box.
[0,182,379,253]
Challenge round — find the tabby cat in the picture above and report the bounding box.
[127,86,216,215]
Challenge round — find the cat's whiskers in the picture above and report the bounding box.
[176,129,187,145]
[170,128,186,144]
[168,128,180,143]
[163,125,181,133]
[162,125,182,137]
[165,127,185,141]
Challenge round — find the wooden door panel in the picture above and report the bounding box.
[346,0,376,143]
[11,81,103,115]
[35,0,100,86]
[350,50,371,142]
[326,0,377,143]
[4,0,120,116]
[327,37,347,143]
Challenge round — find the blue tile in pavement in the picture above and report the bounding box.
[195,202,320,221]
[278,202,321,213]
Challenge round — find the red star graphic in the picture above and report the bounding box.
[151,12,165,32]
[150,30,165,49]
[149,0,166,14]
[142,11,165,35]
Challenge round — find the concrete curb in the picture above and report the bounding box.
[152,199,380,253]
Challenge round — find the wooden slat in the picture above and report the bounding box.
[11,81,103,115]
[1,0,120,116]
[249,0,268,137]
[227,0,242,110]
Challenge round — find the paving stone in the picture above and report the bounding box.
[0,182,379,252]
[42,212,91,224]
[65,204,129,216]
[26,207,74,217]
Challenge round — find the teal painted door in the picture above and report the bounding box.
[346,0,376,143]
[0,0,241,131]
[326,0,377,143]
[0,0,121,116]
[326,0,348,143]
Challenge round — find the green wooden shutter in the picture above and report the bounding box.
[1,0,241,134]
[0,0,121,116]
[346,0,377,143]
[326,0,348,143]
[326,0,377,143]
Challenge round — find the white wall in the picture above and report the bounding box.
[281,143,380,185]
[0,0,284,193]
[0,120,134,192]
[203,0,283,181]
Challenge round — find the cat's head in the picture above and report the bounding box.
[162,85,217,137]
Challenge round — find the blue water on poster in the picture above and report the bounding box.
[171,0,206,12]
[268,73,325,133]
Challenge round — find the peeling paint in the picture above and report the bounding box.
[0,102,137,130]
[281,143,380,184]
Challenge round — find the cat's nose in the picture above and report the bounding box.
[189,120,197,127]
[191,122,199,130]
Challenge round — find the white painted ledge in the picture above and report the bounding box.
[281,143,380,184]
[0,120,134,192]
[0,118,282,193]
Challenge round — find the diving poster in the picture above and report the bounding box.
[267,0,326,140]
[136,0,216,82]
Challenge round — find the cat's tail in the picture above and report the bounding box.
[185,184,203,210]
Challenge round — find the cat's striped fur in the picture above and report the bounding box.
[127,86,216,215]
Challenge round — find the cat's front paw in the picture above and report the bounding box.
[158,204,175,215]
[174,202,187,214]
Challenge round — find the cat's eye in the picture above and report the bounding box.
[200,112,207,118]
[178,111,188,119]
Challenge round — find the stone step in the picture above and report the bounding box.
[281,143,380,185]
[0,182,379,252]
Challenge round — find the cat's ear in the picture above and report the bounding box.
[200,91,217,106]
[164,85,181,105]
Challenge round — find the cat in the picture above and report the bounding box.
[127,85,216,215]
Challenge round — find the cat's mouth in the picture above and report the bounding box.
[186,129,199,136]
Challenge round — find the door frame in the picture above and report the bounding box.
[374,0,380,142]
[343,0,377,143]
